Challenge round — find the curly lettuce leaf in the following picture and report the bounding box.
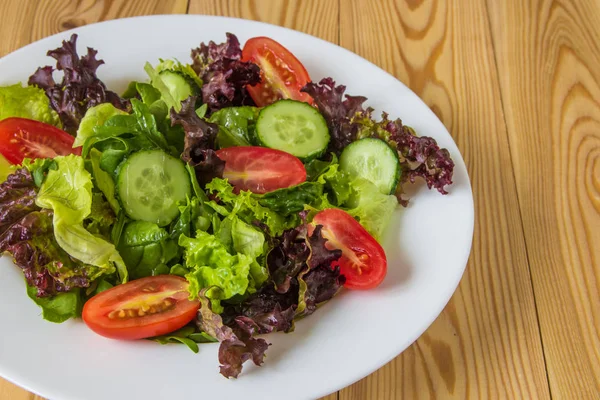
[181,230,254,312]
[351,110,454,200]
[300,78,367,154]
[314,163,397,241]
[301,78,454,202]
[230,217,269,287]
[84,192,116,239]
[206,178,296,236]
[28,34,129,134]
[191,33,261,112]
[0,170,103,299]
[35,155,128,283]
[169,196,212,240]
[171,96,224,186]
[0,83,61,127]
[196,293,269,379]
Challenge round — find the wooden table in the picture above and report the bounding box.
[1,1,598,399]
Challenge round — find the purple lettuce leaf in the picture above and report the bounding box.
[301,78,454,203]
[300,77,367,154]
[266,225,310,293]
[171,96,225,185]
[28,34,129,134]
[191,33,261,112]
[196,292,270,379]
[296,264,345,318]
[222,283,298,334]
[306,225,342,269]
[0,169,94,296]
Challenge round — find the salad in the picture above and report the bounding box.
[0,33,454,378]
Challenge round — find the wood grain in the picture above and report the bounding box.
[487,0,600,398]
[337,0,551,398]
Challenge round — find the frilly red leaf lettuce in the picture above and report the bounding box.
[171,96,225,185]
[300,77,367,154]
[0,169,95,296]
[28,34,129,134]
[191,33,261,112]
[266,225,310,293]
[301,78,454,203]
[201,223,344,378]
[196,292,269,379]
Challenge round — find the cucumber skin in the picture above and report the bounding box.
[255,99,330,162]
[339,138,401,195]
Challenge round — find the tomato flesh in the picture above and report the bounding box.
[82,276,200,340]
[216,146,306,194]
[312,208,387,290]
[0,118,80,164]
[242,37,313,107]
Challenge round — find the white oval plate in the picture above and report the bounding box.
[0,15,473,400]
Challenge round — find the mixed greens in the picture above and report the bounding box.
[0,33,454,378]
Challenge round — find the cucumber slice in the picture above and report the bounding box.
[256,99,329,160]
[339,138,400,195]
[158,70,195,104]
[117,150,191,226]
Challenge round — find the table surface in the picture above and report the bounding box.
[1,0,599,399]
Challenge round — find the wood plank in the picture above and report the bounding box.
[337,0,551,398]
[189,0,339,43]
[0,2,190,399]
[187,2,339,398]
[487,0,600,398]
[0,0,188,58]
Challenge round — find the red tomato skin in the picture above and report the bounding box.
[242,36,313,107]
[216,146,306,194]
[0,118,80,164]
[82,276,200,340]
[312,208,387,290]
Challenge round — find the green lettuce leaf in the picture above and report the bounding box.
[170,196,213,240]
[205,178,296,236]
[0,84,61,127]
[89,148,120,213]
[84,192,116,239]
[314,163,398,241]
[26,284,82,323]
[35,155,128,283]
[231,217,269,287]
[181,230,254,313]
[16,158,58,187]
[82,99,172,169]
[117,221,179,279]
[75,103,127,147]
[209,106,259,148]
[256,182,323,217]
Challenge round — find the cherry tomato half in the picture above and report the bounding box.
[242,36,313,107]
[216,146,307,194]
[311,208,387,290]
[0,118,80,164]
[82,276,200,340]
